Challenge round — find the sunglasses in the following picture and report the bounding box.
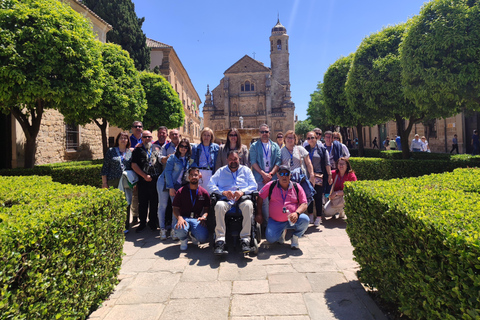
[133,125,143,128]
[277,136,283,139]
[260,130,269,134]
[279,172,290,176]
[142,136,153,139]
[307,137,316,140]
[316,132,321,135]
[229,134,238,137]
[179,145,188,149]
[333,137,340,140]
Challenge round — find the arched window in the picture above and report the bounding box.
[277,39,282,50]
[241,81,255,92]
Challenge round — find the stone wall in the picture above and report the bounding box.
[31,110,103,165]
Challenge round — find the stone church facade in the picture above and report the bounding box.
[203,20,295,134]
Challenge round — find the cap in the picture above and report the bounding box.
[278,165,291,173]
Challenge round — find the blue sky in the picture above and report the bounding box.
[132,0,428,121]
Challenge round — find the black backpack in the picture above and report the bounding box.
[268,180,299,202]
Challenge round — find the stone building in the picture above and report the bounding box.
[203,19,295,137]
[0,0,112,169]
[146,38,202,144]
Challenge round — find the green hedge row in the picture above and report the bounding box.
[0,176,125,319]
[344,168,480,319]
[349,148,480,161]
[0,164,102,188]
[348,157,480,181]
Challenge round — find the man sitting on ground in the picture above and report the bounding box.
[172,167,210,251]
[256,165,309,250]
[207,150,257,255]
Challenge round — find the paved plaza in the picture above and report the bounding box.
[89,218,386,320]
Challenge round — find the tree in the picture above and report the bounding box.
[0,0,103,168]
[139,72,184,132]
[83,0,150,71]
[323,54,368,156]
[295,119,314,140]
[63,42,147,156]
[401,0,480,114]
[307,82,335,130]
[347,24,424,159]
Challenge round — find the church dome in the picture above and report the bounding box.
[271,19,286,35]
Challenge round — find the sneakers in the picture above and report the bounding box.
[131,216,139,226]
[214,240,227,255]
[159,228,167,240]
[314,217,322,227]
[190,234,199,245]
[171,229,179,241]
[338,211,346,219]
[180,239,188,251]
[277,229,286,244]
[241,239,251,253]
[291,235,299,250]
[308,213,314,224]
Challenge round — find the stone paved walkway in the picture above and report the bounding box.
[89,218,386,320]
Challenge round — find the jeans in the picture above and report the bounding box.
[157,191,177,230]
[308,184,324,216]
[265,214,309,243]
[137,179,159,228]
[175,218,209,243]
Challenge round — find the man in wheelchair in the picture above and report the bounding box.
[207,150,258,255]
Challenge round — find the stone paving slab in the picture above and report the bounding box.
[88,218,387,320]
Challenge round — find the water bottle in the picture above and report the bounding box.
[283,207,294,226]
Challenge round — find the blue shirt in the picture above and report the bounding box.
[207,165,257,195]
[249,139,281,183]
[130,134,142,148]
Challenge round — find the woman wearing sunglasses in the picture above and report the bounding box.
[157,138,193,240]
[280,130,316,205]
[192,127,219,191]
[215,128,249,171]
[304,131,332,226]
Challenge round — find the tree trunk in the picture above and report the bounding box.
[356,123,364,157]
[94,118,109,157]
[395,114,424,159]
[11,100,44,168]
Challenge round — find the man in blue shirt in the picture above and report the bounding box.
[249,124,281,224]
[207,150,257,255]
[130,121,143,148]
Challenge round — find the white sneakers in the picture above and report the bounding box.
[308,213,314,224]
[314,217,322,227]
[159,228,167,240]
[180,239,188,251]
[291,235,299,249]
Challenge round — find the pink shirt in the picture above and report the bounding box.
[259,180,307,222]
[331,171,357,192]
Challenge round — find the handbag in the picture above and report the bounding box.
[328,174,345,208]
[122,170,139,189]
[314,173,323,186]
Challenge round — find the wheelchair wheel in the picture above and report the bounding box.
[255,222,262,244]
[249,237,259,257]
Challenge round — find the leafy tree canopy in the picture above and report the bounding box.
[139,72,184,132]
[0,0,103,167]
[323,54,357,127]
[63,42,147,156]
[307,82,334,130]
[295,119,315,139]
[82,0,151,71]
[346,24,423,158]
[401,0,480,114]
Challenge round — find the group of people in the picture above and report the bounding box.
[101,122,357,255]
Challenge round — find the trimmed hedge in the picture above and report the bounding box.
[348,157,480,181]
[0,176,125,319]
[0,164,102,188]
[345,168,480,319]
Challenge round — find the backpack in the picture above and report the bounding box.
[268,180,299,203]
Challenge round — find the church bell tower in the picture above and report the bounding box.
[269,19,290,87]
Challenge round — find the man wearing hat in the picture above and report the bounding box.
[256,165,309,249]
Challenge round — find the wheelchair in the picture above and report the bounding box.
[207,191,262,257]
